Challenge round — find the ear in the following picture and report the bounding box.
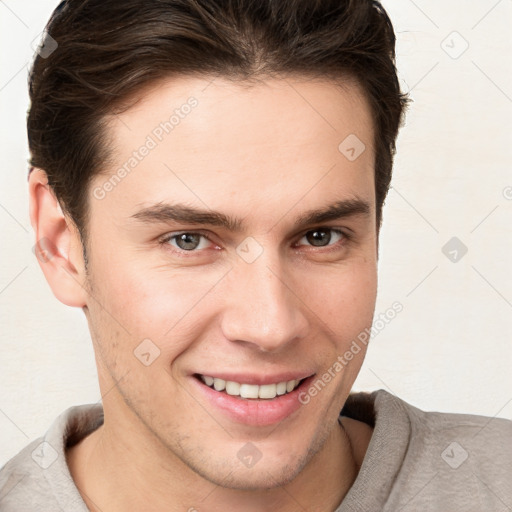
[28,168,89,308]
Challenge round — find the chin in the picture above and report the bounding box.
[206,459,306,491]
[183,436,323,492]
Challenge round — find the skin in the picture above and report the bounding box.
[29,75,377,511]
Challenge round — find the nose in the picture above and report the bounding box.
[219,252,310,353]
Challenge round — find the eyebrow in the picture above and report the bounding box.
[130,198,371,232]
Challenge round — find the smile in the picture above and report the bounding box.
[198,374,303,399]
[191,372,315,426]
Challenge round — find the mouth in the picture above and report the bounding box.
[191,372,315,426]
[195,374,305,400]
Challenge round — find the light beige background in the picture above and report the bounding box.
[1,0,511,466]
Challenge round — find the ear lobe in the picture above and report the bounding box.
[28,168,89,308]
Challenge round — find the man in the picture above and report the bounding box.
[0,0,510,510]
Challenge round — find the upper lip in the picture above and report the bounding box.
[193,372,315,386]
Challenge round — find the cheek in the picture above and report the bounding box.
[300,258,377,388]
[302,259,378,330]
[89,260,229,358]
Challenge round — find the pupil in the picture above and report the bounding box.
[177,233,199,250]
[307,229,330,247]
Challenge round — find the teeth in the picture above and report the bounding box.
[213,378,226,391]
[276,382,287,396]
[225,381,240,395]
[259,384,277,399]
[240,384,259,399]
[200,375,301,399]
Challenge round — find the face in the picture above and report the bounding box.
[82,75,378,489]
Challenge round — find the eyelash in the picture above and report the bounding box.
[157,227,351,256]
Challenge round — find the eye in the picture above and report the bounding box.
[158,227,350,256]
[159,232,214,252]
[295,228,348,250]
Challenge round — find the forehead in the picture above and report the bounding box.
[92,75,375,228]
[106,74,374,152]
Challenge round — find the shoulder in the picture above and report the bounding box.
[382,390,512,467]
[337,390,512,511]
[398,393,512,455]
[0,436,61,510]
[0,403,103,512]
[382,391,512,509]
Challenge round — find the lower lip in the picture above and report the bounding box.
[191,375,315,427]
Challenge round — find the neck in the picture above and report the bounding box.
[66,410,358,512]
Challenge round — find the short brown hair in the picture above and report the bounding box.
[27,0,410,259]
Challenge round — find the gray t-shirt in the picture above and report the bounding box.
[1,389,511,511]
